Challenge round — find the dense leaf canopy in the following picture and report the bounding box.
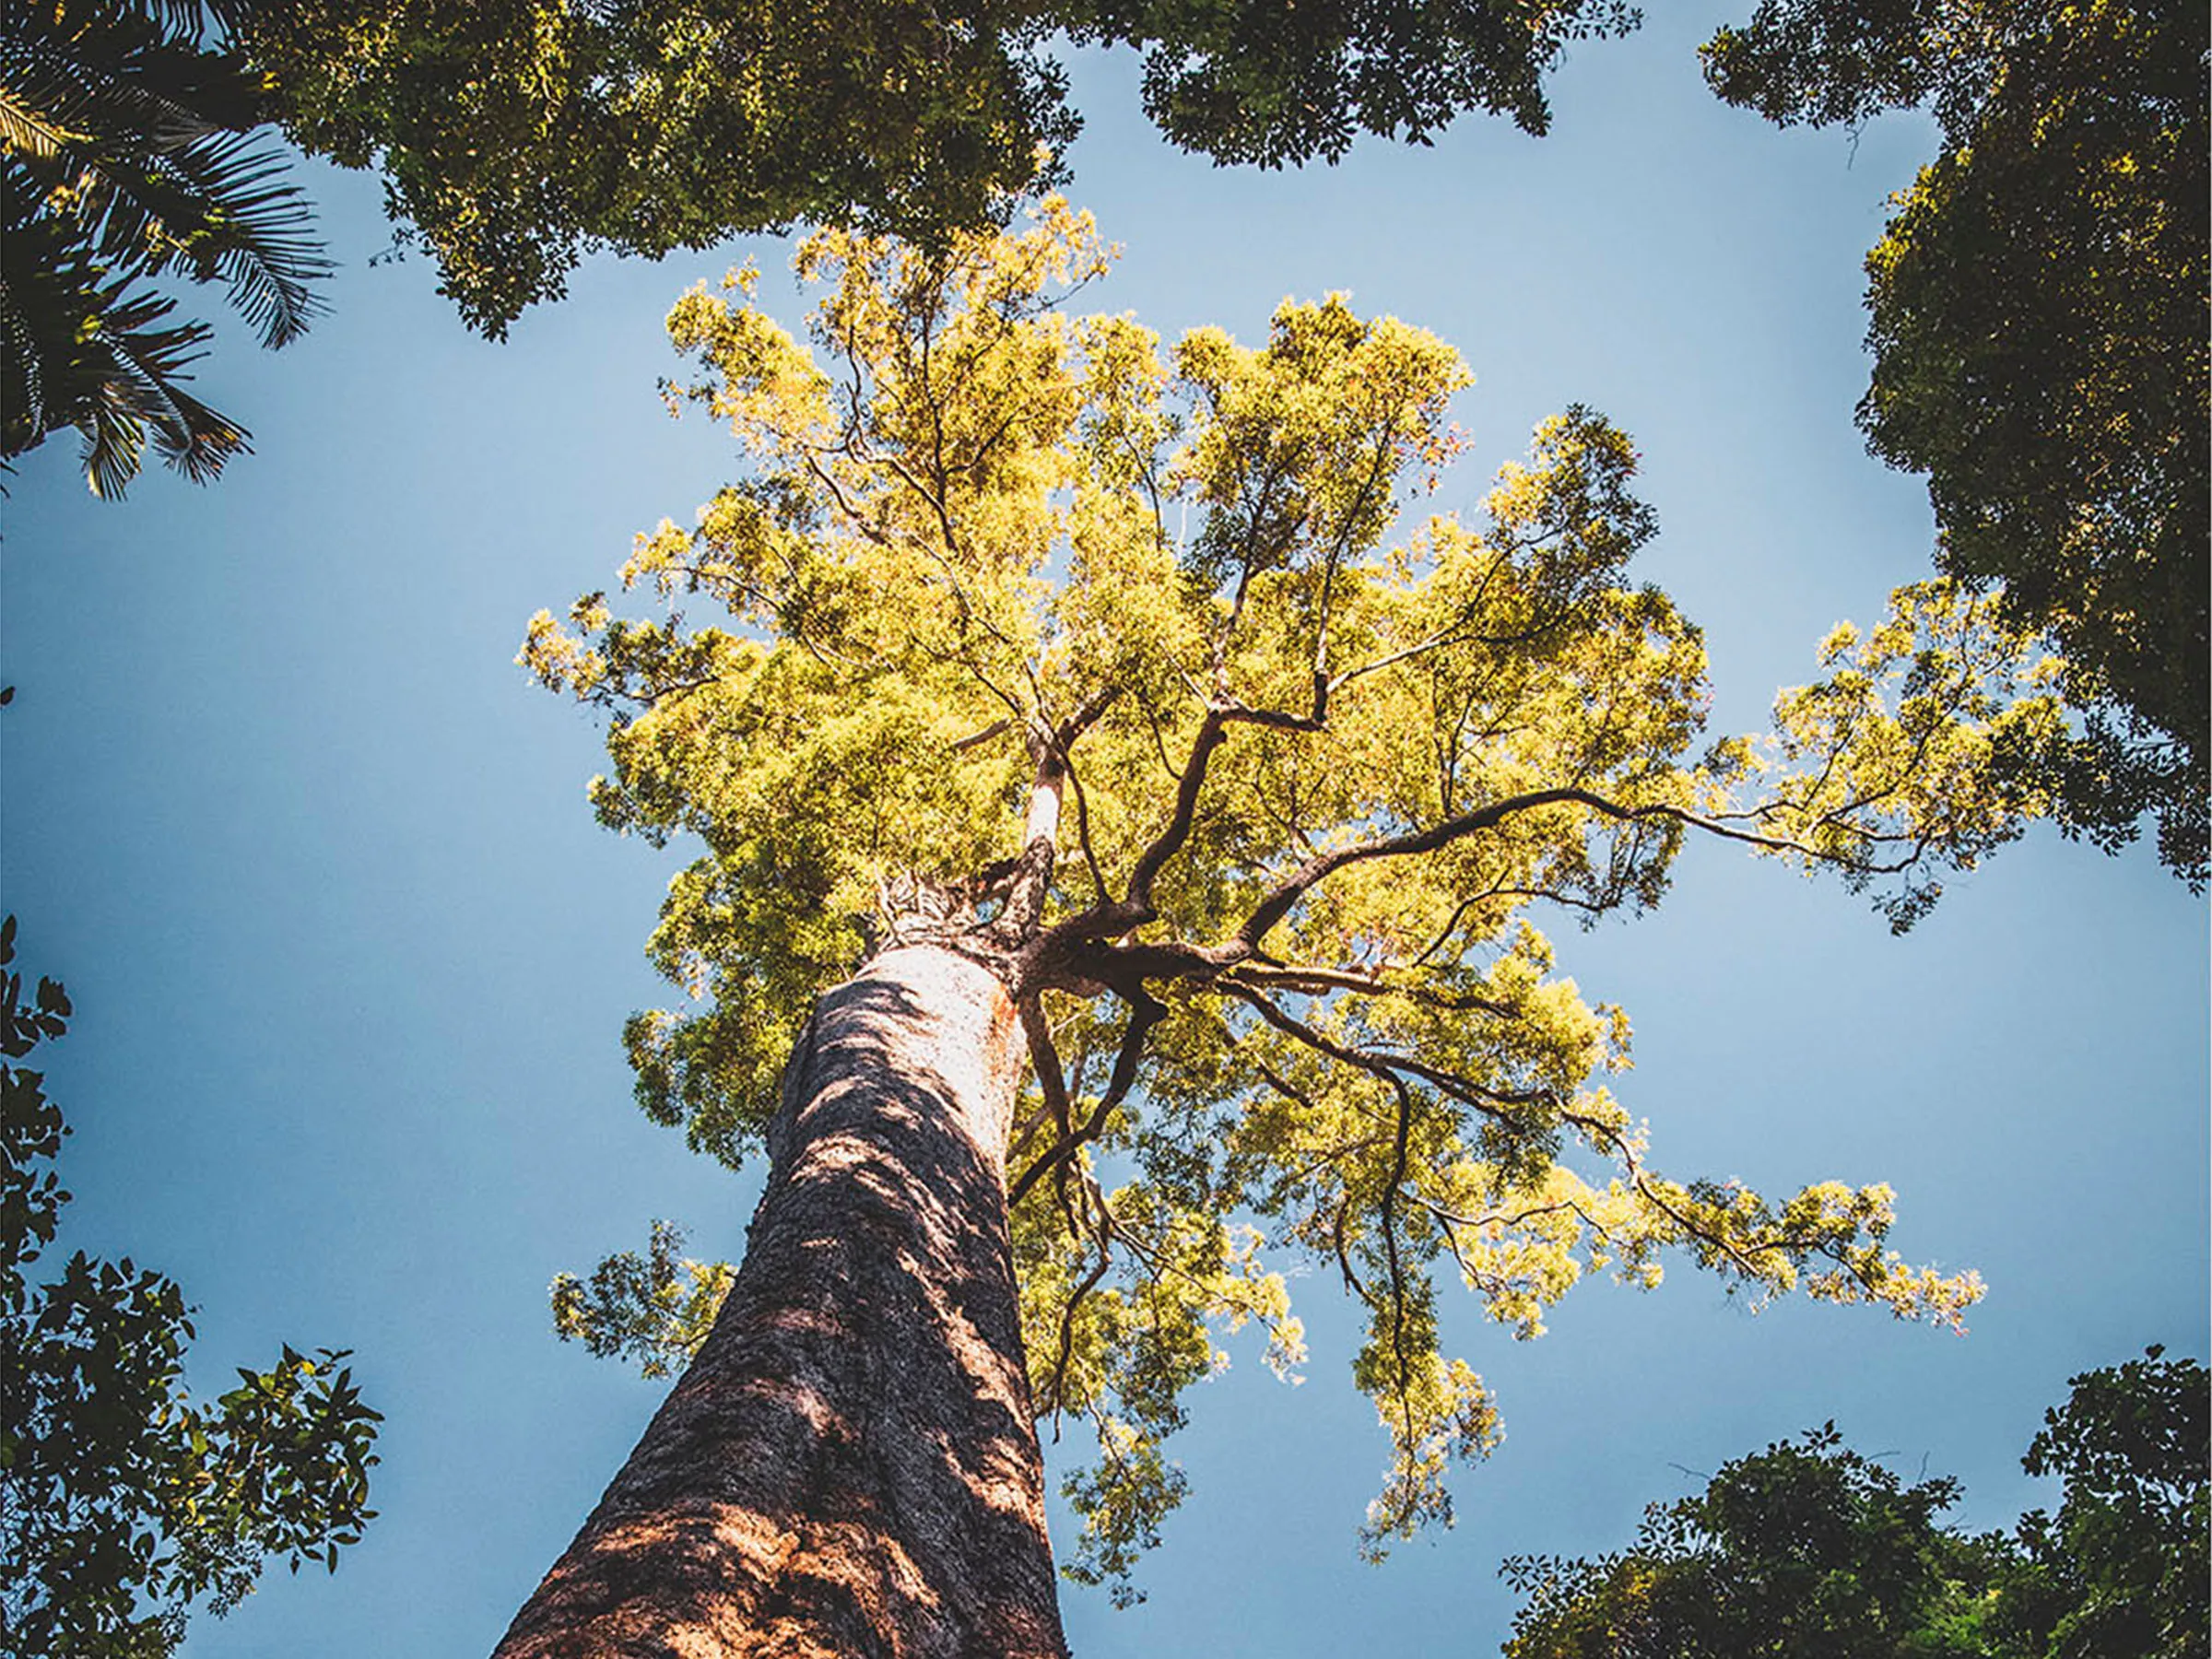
[0,0,327,494]
[0,916,381,1656]
[1703,0,2208,881]
[241,0,1640,336]
[1501,1348,2208,1659]
[2007,1347,2209,1659]
[1502,1426,2009,1657]
[526,207,2065,1594]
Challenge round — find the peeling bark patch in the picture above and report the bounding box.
[496,947,1066,1659]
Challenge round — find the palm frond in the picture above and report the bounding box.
[3,1,240,150]
[0,270,50,437]
[0,0,315,488]
[119,129,330,346]
[0,164,90,455]
[0,81,88,158]
[78,376,150,496]
[80,284,243,494]
[2,164,249,493]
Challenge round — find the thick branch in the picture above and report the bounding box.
[1008,991,1165,1207]
[1001,685,1122,935]
[1234,785,1929,950]
[1231,961,1512,1016]
[1126,710,1229,912]
[1376,1069,1419,1455]
[1020,998,1077,1173]
[950,716,1014,754]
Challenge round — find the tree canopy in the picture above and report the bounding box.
[241,0,1639,337]
[0,0,328,494]
[1502,1425,2010,1657]
[524,206,2065,1596]
[2006,1346,2209,1659]
[0,915,381,1656]
[1703,0,2208,882]
[1500,1347,2208,1659]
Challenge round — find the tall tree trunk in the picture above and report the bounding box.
[494,945,1068,1659]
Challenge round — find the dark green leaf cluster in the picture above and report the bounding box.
[0,915,71,1300]
[2006,1346,2208,1659]
[241,0,1081,339]
[1502,1348,2209,1659]
[1504,1425,2005,1658]
[0,0,329,494]
[239,0,1639,336]
[1703,0,2208,881]
[1071,0,1642,168]
[0,917,381,1658]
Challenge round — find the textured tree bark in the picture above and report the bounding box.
[494,945,1068,1659]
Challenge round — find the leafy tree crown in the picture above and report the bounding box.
[0,915,382,1656]
[1500,1347,2209,1659]
[241,0,1645,336]
[1703,0,2208,880]
[1,0,330,493]
[526,203,2061,1595]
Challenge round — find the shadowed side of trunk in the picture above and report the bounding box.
[494,945,1067,1659]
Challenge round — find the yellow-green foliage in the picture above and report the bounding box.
[525,202,2058,1596]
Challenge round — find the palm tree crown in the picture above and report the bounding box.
[1,0,327,496]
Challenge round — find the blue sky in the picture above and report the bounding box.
[2,11,2205,1655]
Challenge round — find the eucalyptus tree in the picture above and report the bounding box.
[505,205,2056,1657]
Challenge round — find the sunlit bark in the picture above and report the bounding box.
[495,945,1065,1659]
